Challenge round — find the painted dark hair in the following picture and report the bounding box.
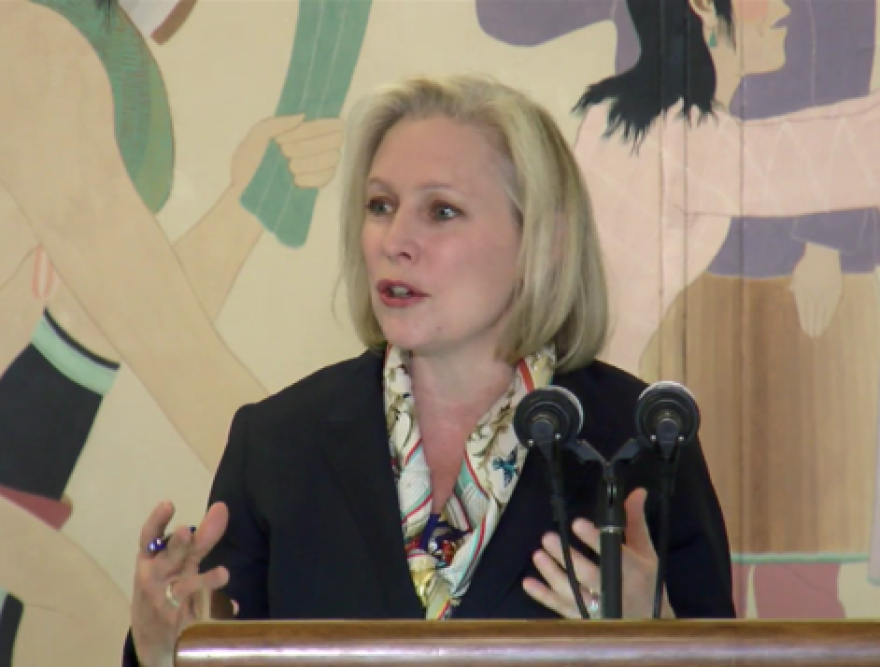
[574,0,734,146]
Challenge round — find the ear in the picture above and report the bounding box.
[687,0,718,29]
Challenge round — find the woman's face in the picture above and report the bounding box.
[361,116,522,361]
[733,0,790,75]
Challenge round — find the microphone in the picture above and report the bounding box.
[513,386,583,449]
[513,386,590,619]
[634,380,700,619]
[635,381,700,454]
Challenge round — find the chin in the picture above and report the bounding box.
[380,327,431,353]
[765,32,788,72]
[744,30,787,75]
[749,50,786,75]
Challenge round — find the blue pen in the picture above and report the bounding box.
[147,526,196,554]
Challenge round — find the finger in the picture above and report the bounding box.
[293,167,337,189]
[531,551,585,617]
[814,304,829,336]
[522,575,578,619]
[806,301,818,338]
[540,533,599,590]
[794,294,808,334]
[171,566,230,605]
[571,517,600,557]
[275,117,344,143]
[277,132,344,159]
[168,566,230,621]
[250,115,306,143]
[813,302,826,337]
[153,523,198,580]
[285,151,340,176]
[183,502,230,571]
[138,500,175,555]
[622,488,655,557]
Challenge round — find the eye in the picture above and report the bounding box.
[366,198,393,216]
[431,202,461,221]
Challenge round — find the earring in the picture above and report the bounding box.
[708,29,718,48]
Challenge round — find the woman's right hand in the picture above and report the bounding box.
[131,501,231,667]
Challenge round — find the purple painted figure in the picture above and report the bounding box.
[478,0,880,618]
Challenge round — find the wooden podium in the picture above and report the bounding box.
[175,619,880,666]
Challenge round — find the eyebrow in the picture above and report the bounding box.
[366,177,463,196]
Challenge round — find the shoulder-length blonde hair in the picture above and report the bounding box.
[339,74,608,373]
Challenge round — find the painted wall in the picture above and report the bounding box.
[0,0,876,663]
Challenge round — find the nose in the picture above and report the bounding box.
[381,206,420,262]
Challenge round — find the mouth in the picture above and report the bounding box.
[769,7,791,30]
[376,280,428,307]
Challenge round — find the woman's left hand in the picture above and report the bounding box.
[522,488,674,619]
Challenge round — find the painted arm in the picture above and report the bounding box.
[674,91,880,218]
[0,4,264,470]
[0,497,130,667]
[174,116,344,320]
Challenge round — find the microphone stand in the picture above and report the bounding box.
[532,432,591,619]
[645,429,684,619]
[569,438,642,619]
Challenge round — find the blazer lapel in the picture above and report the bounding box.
[454,367,622,618]
[321,352,423,618]
[455,449,554,617]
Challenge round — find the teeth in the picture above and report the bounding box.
[390,286,412,297]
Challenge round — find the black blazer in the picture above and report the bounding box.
[124,351,734,664]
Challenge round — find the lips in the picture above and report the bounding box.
[376,280,427,298]
[376,279,428,309]
[769,6,791,29]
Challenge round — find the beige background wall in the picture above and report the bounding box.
[0,1,877,664]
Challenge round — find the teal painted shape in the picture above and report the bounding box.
[32,0,174,214]
[240,0,372,247]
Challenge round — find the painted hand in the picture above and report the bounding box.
[230,115,345,193]
[790,243,843,338]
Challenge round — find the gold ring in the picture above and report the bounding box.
[586,589,602,620]
[165,581,181,610]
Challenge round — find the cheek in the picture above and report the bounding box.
[735,0,771,23]
[361,225,381,271]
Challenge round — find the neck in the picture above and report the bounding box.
[407,347,515,420]
[708,40,743,110]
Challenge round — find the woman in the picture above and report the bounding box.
[574,0,880,617]
[124,74,735,667]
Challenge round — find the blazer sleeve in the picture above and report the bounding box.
[200,403,271,618]
[660,439,737,619]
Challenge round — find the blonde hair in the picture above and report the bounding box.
[339,74,608,373]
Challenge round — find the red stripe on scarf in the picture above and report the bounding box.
[402,493,432,524]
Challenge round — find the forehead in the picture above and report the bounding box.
[368,116,506,190]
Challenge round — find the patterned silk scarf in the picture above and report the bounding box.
[384,345,556,618]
